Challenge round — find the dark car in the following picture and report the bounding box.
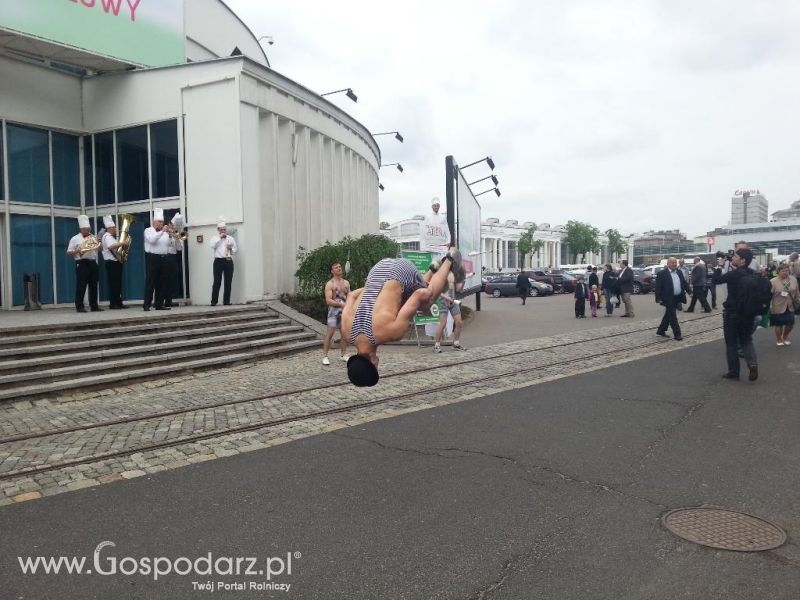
[484,276,554,297]
[528,270,564,292]
[558,272,577,293]
[631,268,653,294]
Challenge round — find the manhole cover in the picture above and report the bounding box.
[663,508,786,552]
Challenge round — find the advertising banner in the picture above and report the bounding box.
[0,0,185,67]
[402,250,442,325]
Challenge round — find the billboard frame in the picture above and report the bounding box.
[445,155,483,309]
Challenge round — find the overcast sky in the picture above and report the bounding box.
[226,0,800,239]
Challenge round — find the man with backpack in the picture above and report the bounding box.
[713,248,771,381]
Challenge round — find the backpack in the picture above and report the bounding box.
[737,271,772,316]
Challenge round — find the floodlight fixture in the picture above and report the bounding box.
[475,187,501,198]
[321,88,358,103]
[257,35,275,45]
[378,183,385,191]
[372,131,404,143]
[460,156,495,171]
[468,175,499,187]
[381,163,403,173]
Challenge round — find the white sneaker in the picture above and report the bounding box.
[434,344,442,353]
[453,342,466,351]
[783,340,792,346]
[340,354,350,361]
[322,357,330,365]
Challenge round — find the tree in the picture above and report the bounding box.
[295,234,399,298]
[605,228,626,261]
[563,220,600,263]
[517,223,544,269]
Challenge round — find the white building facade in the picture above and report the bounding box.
[731,191,768,225]
[0,0,379,309]
[384,217,629,271]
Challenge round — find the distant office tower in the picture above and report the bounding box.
[731,190,768,225]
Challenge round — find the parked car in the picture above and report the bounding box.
[631,268,653,294]
[558,272,577,294]
[528,270,564,292]
[484,276,553,297]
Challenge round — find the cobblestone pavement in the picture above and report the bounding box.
[0,313,721,505]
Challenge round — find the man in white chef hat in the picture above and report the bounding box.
[66,214,101,313]
[209,217,238,306]
[143,207,172,311]
[101,215,129,309]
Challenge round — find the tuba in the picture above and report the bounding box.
[116,214,136,263]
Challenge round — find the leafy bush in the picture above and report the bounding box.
[295,234,400,299]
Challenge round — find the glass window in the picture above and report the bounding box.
[95,131,114,206]
[52,132,80,207]
[83,135,94,206]
[7,124,50,203]
[120,212,147,301]
[116,126,149,202]
[54,216,79,304]
[10,215,54,306]
[151,120,179,198]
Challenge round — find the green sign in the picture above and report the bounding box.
[402,251,442,325]
[0,0,185,67]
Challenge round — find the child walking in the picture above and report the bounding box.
[574,276,588,318]
[589,284,600,317]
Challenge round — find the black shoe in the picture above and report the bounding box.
[703,309,712,313]
[109,305,122,310]
[722,372,739,380]
[685,309,694,313]
[90,307,103,312]
[656,331,669,337]
[76,308,87,313]
[155,306,171,311]
[211,303,217,307]
[143,307,151,312]
[748,365,758,381]
[223,302,231,306]
[673,336,684,341]
[119,305,130,309]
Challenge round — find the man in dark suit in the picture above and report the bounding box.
[516,271,531,305]
[617,259,635,317]
[655,256,689,340]
[686,256,712,312]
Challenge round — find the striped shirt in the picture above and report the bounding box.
[349,258,427,345]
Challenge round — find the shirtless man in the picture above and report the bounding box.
[342,248,461,386]
[322,262,350,365]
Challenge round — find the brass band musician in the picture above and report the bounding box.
[101,215,130,309]
[210,218,238,306]
[66,214,101,313]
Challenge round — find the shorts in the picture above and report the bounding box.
[327,313,342,329]
[442,300,460,317]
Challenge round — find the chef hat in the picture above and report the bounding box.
[77,215,90,229]
[171,212,185,230]
[217,216,226,229]
[153,208,164,222]
[431,197,441,206]
[103,215,116,228]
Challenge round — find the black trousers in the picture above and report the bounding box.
[519,289,528,304]
[709,284,717,308]
[164,253,181,306]
[75,259,99,310]
[687,286,711,312]
[212,258,234,305]
[723,310,757,375]
[105,260,123,307]
[657,297,682,336]
[575,298,586,317]
[144,253,170,309]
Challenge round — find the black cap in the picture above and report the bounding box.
[347,354,379,387]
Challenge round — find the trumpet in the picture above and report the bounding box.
[165,224,188,241]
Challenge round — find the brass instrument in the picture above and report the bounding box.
[79,234,102,254]
[225,240,233,259]
[116,213,136,263]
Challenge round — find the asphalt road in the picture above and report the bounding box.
[1,332,798,599]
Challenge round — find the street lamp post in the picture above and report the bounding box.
[372,131,404,143]
[321,88,358,102]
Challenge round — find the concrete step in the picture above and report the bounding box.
[0,324,305,372]
[0,307,274,347]
[0,318,294,360]
[0,331,317,387]
[0,338,322,402]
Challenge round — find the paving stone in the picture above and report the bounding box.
[12,491,42,502]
